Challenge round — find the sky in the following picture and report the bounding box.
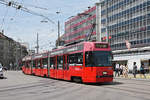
[0,0,99,52]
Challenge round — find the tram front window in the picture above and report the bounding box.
[85,51,112,67]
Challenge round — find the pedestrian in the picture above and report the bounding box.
[115,63,120,77]
[120,64,123,76]
[123,64,128,78]
[0,63,4,78]
[140,63,146,78]
[0,63,3,71]
[133,62,137,78]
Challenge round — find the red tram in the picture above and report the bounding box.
[22,42,113,83]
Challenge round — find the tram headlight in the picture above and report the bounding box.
[103,71,107,75]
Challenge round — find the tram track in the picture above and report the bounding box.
[0,80,84,99]
[99,79,150,100]
[0,79,79,94]
[104,86,150,100]
[114,78,150,86]
[2,71,150,100]
[0,80,59,93]
[105,85,150,95]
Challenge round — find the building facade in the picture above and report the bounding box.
[100,0,150,70]
[0,32,28,70]
[63,0,150,70]
[64,5,101,45]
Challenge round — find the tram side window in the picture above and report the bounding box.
[37,60,41,68]
[63,56,67,70]
[28,61,31,68]
[76,53,83,66]
[57,56,63,69]
[42,58,48,69]
[25,62,27,68]
[33,60,36,68]
[50,57,55,69]
[26,61,30,68]
[68,54,75,66]
[85,51,93,67]
[22,61,25,67]
[68,53,83,66]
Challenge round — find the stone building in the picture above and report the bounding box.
[0,32,28,70]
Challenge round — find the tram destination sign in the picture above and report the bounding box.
[95,43,108,48]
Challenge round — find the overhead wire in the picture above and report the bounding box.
[0,0,55,25]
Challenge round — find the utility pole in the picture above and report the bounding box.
[15,42,19,70]
[56,11,60,47]
[95,3,101,42]
[58,20,60,46]
[36,33,39,54]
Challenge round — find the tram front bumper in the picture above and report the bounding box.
[96,75,113,78]
[82,75,113,83]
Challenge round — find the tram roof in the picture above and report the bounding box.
[22,42,109,61]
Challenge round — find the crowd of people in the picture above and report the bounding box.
[115,63,129,78]
[114,62,147,78]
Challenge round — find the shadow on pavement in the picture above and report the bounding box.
[84,81,123,86]
[0,77,7,79]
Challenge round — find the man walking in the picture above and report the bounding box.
[115,63,120,77]
[133,62,137,78]
[0,63,4,79]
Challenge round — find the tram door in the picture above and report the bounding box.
[35,59,38,76]
[35,59,41,76]
[64,55,70,80]
[49,56,56,78]
[39,59,43,76]
[41,58,48,77]
[56,55,64,79]
[53,56,57,78]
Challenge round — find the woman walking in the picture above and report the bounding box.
[140,63,146,78]
[123,64,128,78]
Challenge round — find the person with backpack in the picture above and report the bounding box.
[140,63,146,78]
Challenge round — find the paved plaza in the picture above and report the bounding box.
[1,71,150,100]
